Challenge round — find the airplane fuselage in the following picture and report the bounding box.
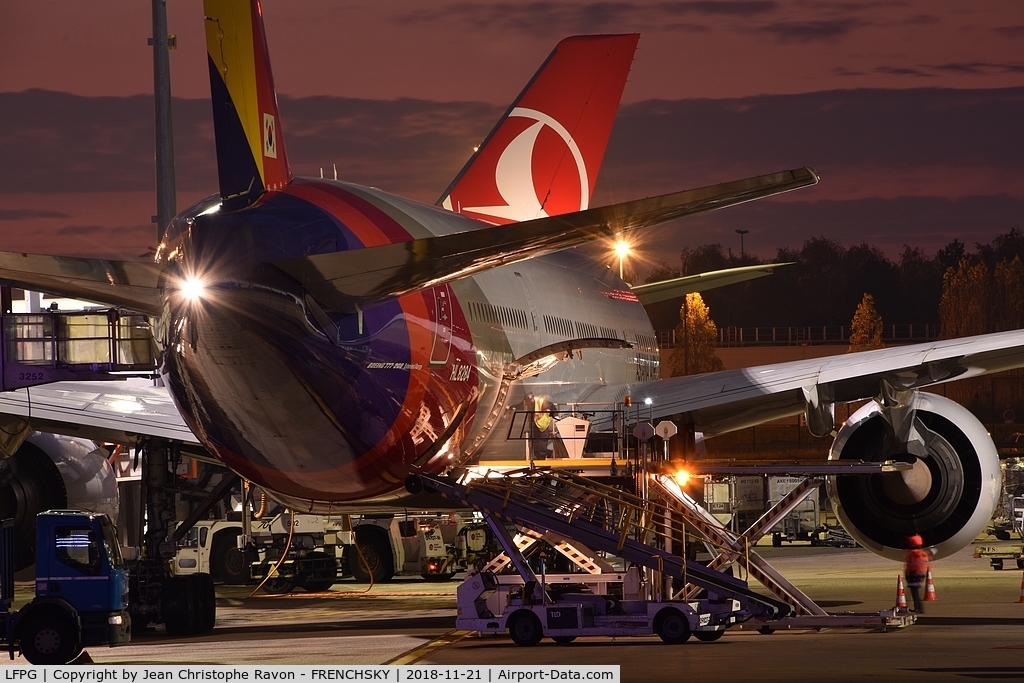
[157,178,658,507]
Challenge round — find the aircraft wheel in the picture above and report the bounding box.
[693,630,724,642]
[162,575,197,635]
[508,610,543,647]
[19,608,81,665]
[188,573,217,632]
[653,607,691,644]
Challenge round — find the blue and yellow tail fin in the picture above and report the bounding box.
[204,0,291,208]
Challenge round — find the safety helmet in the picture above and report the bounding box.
[908,534,923,547]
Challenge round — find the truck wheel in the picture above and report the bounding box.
[349,529,394,583]
[299,550,338,593]
[162,575,197,636]
[693,630,724,642]
[188,573,217,632]
[260,560,297,594]
[772,533,782,548]
[19,609,81,665]
[508,610,543,646]
[212,531,254,585]
[992,558,1004,571]
[1017,557,1024,570]
[654,607,691,644]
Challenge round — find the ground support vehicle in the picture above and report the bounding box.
[172,510,497,589]
[457,568,744,645]
[343,513,501,583]
[0,511,130,664]
[768,476,820,545]
[173,513,346,592]
[809,525,858,548]
[408,470,788,645]
[973,544,1024,570]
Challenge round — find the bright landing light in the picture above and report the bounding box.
[180,276,207,302]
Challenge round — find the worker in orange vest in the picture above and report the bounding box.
[904,534,931,613]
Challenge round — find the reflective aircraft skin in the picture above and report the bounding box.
[8,0,1023,564]
[151,3,816,508]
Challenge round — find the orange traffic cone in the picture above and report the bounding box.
[896,574,907,610]
[924,570,937,601]
[1017,570,1024,604]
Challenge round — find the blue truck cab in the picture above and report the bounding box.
[0,510,131,664]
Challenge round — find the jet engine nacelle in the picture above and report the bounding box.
[825,392,1000,561]
[0,432,119,569]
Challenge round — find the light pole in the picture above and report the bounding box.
[735,229,749,259]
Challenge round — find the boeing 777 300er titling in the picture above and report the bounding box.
[2,0,1024,577]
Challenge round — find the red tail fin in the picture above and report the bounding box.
[438,34,639,224]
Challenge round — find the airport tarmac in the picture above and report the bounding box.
[4,542,1024,681]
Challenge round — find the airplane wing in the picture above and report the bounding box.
[630,263,791,305]
[272,168,818,311]
[632,329,1024,437]
[0,379,198,446]
[0,253,162,315]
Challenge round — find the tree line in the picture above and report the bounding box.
[642,228,1024,333]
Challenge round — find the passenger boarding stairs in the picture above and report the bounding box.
[406,469,792,619]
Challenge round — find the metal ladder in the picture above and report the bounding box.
[409,469,792,619]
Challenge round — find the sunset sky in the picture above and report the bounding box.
[2,0,1023,269]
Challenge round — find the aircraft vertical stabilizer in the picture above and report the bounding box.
[438,34,638,224]
[204,0,292,208]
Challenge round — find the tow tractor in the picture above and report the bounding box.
[0,511,130,664]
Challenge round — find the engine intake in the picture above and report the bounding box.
[825,392,1000,561]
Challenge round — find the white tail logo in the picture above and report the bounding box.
[463,107,588,222]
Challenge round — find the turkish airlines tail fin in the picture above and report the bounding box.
[438,34,639,224]
[204,0,292,209]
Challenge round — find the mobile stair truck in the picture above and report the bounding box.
[407,470,791,646]
[0,511,130,664]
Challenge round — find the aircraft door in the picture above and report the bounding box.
[429,284,454,366]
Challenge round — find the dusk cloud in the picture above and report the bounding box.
[759,19,864,43]
[1,87,1021,260]
[394,1,778,34]
[0,209,68,220]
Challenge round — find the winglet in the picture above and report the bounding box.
[204,0,292,209]
[438,34,639,224]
